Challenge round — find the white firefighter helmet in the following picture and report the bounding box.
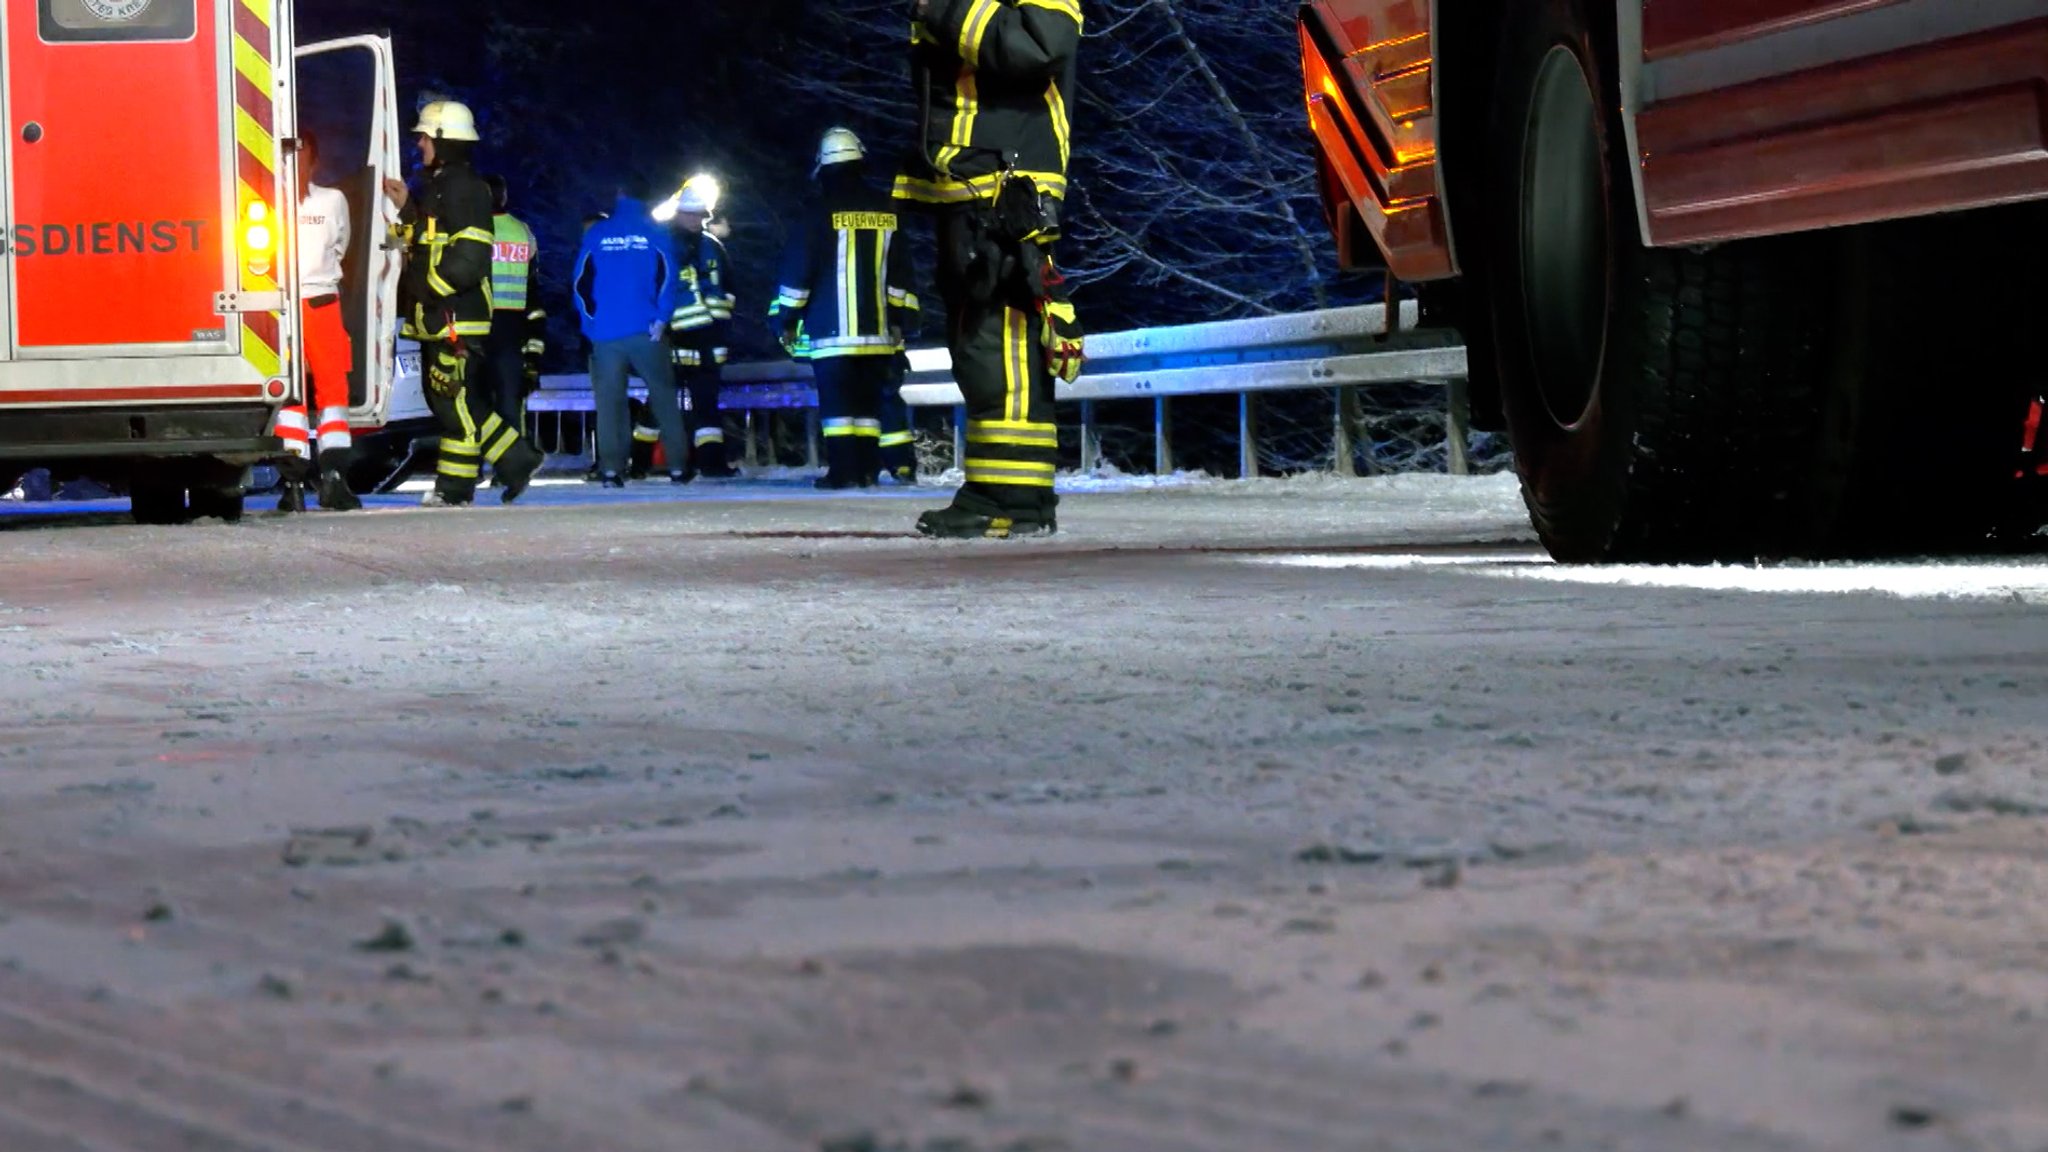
[654,174,721,223]
[412,100,480,143]
[813,127,867,176]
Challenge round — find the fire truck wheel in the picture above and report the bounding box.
[187,462,247,524]
[1481,0,1831,562]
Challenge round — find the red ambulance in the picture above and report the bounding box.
[1,0,401,522]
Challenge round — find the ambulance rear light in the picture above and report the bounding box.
[242,200,275,277]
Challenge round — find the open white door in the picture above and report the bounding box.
[292,35,402,428]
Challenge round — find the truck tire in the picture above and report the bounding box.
[186,460,247,523]
[1481,0,1830,562]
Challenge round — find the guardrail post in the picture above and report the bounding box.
[1238,393,1258,480]
[744,412,761,468]
[1332,386,1358,477]
[953,405,968,472]
[1447,377,1472,476]
[1155,397,1173,475]
[1079,400,1099,474]
[805,409,821,471]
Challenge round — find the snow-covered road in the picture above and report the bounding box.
[1,473,2045,1152]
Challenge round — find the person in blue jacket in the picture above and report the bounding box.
[573,180,688,487]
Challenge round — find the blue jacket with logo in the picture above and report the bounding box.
[573,197,679,344]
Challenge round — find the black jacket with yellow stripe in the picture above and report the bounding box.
[770,172,921,360]
[896,0,1081,211]
[398,153,495,342]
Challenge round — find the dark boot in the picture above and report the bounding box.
[696,437,741,479]
[275,454,310,513]
[316,470,363,512]
[856,437,883,489]
[915,504,1057,540]
[496,440,544,505]
[314,446,361,511]
[815,438,860,490]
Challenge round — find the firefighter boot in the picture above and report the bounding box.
[314,446,362,512]
[815,438,861,490]
[915,504,1058,540]
[275,454,310,513]
[695,437,741,480]
[496,439,544,505]
[856,437,883,490]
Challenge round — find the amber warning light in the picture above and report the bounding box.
[243,200,275,277]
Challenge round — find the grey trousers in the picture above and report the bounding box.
[590,334,686,477]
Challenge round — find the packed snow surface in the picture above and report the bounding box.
[1,470,2045,1152]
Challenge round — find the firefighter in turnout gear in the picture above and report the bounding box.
[275,129,362,512]
[478,175,546,446]
[664,175,741,479]
[383,100,543,506]
[878,348,918,484]
[897,0,1085,538]
[770,128,921,490]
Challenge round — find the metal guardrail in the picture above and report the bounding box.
[527,302,1473,476]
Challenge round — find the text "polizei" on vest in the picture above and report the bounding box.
[1,220,210,257]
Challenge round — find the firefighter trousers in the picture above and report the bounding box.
[681,363,735,475]
[474,315,530,433]
[815,355,889,484]
[427,342,538,503]
[879,359,915,479]
[936,211,1058,517]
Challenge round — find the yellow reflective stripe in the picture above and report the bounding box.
[232,37,272,104]
[482,426,520,463]
[969,419,1056,432]
[969,432,1057,449]
[965,457,1054,473]
[1005,306,1032,422]
[836,228,856,349]
[880,432,916,448]
[959,0,1002,61]
[234,108,273,178]
[889,289,920,311]
[874,234,890,341]
[452,227,494,245]
[965,461,1056,487]
[439,461,481,479]
[938,71,979,175]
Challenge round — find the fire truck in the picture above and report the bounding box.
[0,0,402,523]
[1301,1,2048,561]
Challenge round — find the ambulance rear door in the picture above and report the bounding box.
[292,33,398,428]
[4,0,271,370]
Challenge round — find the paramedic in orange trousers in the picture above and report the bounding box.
[275,129,362,512]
